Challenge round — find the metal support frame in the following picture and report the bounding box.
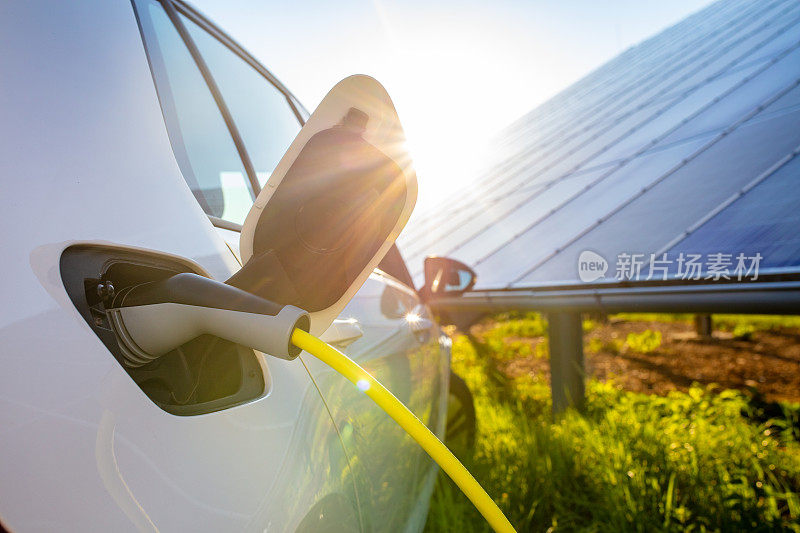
[429,277,800,415]
[547,312,585,414]
[694,314,714,338]
[430,278,800,316]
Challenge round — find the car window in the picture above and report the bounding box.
[135,0,254,225]
[181,15,302,188]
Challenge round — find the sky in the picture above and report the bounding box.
[191,0,715,212]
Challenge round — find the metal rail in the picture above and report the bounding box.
[431,280,800,316]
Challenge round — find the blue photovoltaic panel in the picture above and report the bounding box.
[667,154,800,272]
[398,0,800,289]
[402,0,788,246]
[514,109,800,286]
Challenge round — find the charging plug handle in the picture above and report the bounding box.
[106,273,310,366]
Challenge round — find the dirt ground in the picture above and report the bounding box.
[495,319,800,404]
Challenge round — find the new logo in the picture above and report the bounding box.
[578,250,608,282]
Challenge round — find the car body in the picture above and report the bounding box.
[0,0,450,530]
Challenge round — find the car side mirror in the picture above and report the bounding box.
[229,75,417,334]
[420,256,477,301]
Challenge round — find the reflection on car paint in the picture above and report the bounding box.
[306,274,448,532]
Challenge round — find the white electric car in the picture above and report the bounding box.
[0,0,477,531]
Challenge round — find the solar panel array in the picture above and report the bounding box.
[398,0,800,289]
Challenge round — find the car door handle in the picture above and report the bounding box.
[319,319,364,349]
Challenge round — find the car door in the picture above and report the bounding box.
[301,270,450,533]
[0,1,357,531]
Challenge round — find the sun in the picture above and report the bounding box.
[369,25,525,214]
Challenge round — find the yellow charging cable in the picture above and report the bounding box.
[291,328,515,533]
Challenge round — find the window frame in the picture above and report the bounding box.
[171,0,309,124]
[133,0,307,228]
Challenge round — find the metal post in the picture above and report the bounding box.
[548,312,585,414]
[694,314,713,338]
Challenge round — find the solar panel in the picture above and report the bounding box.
[400,0,784,247]
[667,154,800,273]
[516,108,800,286]
[400,0,800,290]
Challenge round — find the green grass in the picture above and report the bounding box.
[425,330,800,532]
[485,313,548,339]
[625,329,663,354]
[613,313,800,332]
[587,337,623,355]
[613,313,695,324]
[714,315,800,333]
[732,323,757,341]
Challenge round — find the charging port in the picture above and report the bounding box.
[60,244,266,415]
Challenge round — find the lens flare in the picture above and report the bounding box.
[405,312,421,324]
